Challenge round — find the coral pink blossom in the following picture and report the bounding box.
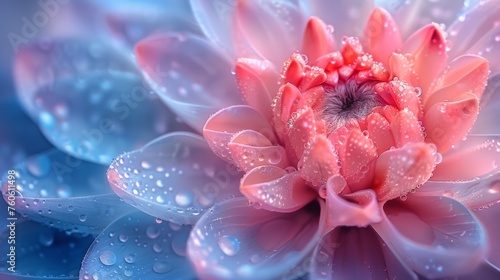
[195,5,497,280]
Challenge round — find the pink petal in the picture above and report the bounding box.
[388,79,422,119]
[390,109,424,148]
[235,58,280,120]
[298,66,327,92]
[275,83,303,123]
[424,92,479,154]
[240,166,315,213]
[204,105,276,163]
[234,0,306,64]
[326,187,381,228]
[363,8,402,65]
[388,52,418,85]
[339,128,378,192]
[374,143,435,201]
[426,55,489,111]
[135,34,242,132]
[187,197,323,280]
[228,130,289,172]
[301,17,335,63]
[367,112,396,154]
[372,196,487,279]
[473,203,500,270]
[447,0,500,61]
[309,226,417,280]
[299,135,340,188]
[286,107,318,160]
[432,135,500,181]
[403,24,447,100]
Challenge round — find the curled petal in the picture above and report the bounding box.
[187,197,323,280]
[107,132,242,225]
[229,130,289,172]
[80,211,195,280]
[363,8,402,65]
[372,196,487,279]
[236,58,280,119]
[135,33,242,132]
[282,53,306,86]
[301,17,336,62]
[388,52,418,85]
[424,92,479,153]
[426,55,489,111]
[299,135,340,188]
[309,226,417,280]
[326,186,381,229]
[0,149,133,234]
[374,143,435,201]
[204,105,276,163]
[403,24,447,99]
[240,166,315,212]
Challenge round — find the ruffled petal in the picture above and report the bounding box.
[374,142,435,201]
[301,17,336,63]
[403,24,447,99]
[0,220,94,279]
[240,166,315,212]
[326,187,381,228]
[299,135,340,188]
[0,149,133,234]
[204,105,276,163]
[80,211,195,280]
[431,135,500,181]
[473,203,500,270]
[14,38,137,116]
[426,55,489,111]
[107,132,242,225]
[234,0,306,64]
[447,0,500,61]
[424,92,480,153]
[308,0,374,41]
[135,33,242,132]
[372,196,487,279]
[187,197,323,280]
[363,8,402,65]
[190,0,237,55]
[235,58,280,120]
[309,226,417,280]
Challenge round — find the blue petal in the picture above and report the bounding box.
[1,149,134,234]
[108,132,242,225]
[135,33,243,132]
[0,220,94,279]
[80,211,196,280]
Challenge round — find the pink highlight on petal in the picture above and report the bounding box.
[388,52,418,85]
[367,112,395,154]
[424,92,479,153]
[301,17,336,63]
[403,24,448,100]
[286,107,318,160]
[299,135,340,188]
[363,8,402,65]
[374,143,435,201]
[240,166,315,212]
[390,109,424,147]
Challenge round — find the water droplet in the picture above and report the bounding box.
[39,232,54,246]
[79,214,87,222]
[99,250,117,266]
[175,191,193,207]
[414,86,422,97]
[250,254,261,263]
[146,225,161,239]
[155,217,163,224]
[119,233,129,242]
[124,270,133,277]
[218,235,240,256]
[489,180,500,194]
[268,150,282,164]
[68,205,74,212]
[141,161,151,169]
[285,166,296,173]
[433,152,443,164]
[124,253,135,264]
[153,261,172,274]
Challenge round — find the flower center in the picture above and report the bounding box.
[321,77,382,132]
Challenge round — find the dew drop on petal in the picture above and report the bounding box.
[153,261,172,274]
[124,253,135,264]
[146,225,160,239]
[218,235,240,256]
[175,191,193,207]
[99,250,117,266]
[79,214,87,222]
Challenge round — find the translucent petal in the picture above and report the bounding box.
[135,33,242,132]
[0,220,94,279]
[372,196,487,279]
[108,132,242,225]
[473,203,500,270]
[1,149,134,234]
[80,211,196,280]
[104,0,201,47]
[14,38,137,116]
[31,71,188,164]
[187,197,323,280]
[309,226,417,280]
[471,74,500,135]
